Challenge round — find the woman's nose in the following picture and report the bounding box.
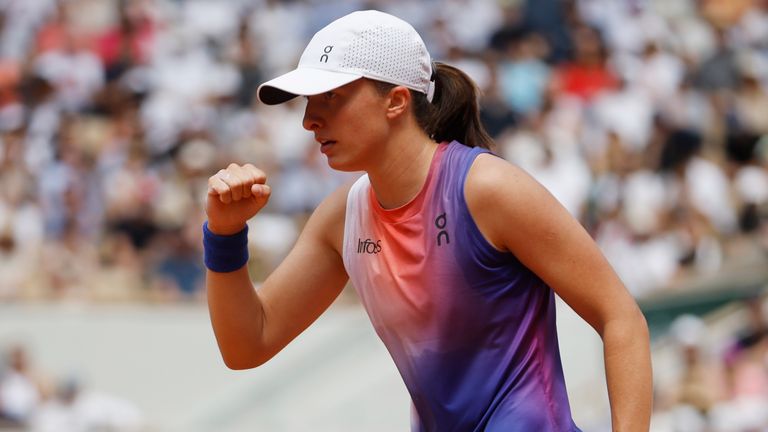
[302,102,323,131]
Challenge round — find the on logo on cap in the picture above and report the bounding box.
[320,45,333,63]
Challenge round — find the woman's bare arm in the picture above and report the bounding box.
[466,154,652,431]
[205,164,350,369]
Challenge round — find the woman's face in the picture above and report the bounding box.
[302,78,391,171]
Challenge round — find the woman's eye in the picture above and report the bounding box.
[324,91,336,100]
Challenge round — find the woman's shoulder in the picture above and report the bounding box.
[465,152,554,205]
[302,178,359,256]
[463,153,552,251]
[464,152,517,194]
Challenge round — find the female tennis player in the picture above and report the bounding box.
[203,10,651,431]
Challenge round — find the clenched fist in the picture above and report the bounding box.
[206,163,271,235]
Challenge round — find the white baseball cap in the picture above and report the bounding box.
[257,10,435,105]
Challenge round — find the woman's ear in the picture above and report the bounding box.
[385,86,411,119]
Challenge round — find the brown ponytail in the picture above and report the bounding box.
[373,62,495,151]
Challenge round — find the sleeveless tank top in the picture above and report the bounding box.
[342,141,581,432]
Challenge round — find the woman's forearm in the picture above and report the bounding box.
[602,308,653,431]
[207,267,269,369]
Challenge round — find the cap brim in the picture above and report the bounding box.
[257,68,363,105]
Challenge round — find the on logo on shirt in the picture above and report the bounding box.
[435,212,450,246]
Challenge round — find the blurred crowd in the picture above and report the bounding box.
[489,0,768,297]
[0,0,766,301]
[0,344,144,431]
[652,296,768,432]
[0,1,766,429]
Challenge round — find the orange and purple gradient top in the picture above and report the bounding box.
[342,142,581,431]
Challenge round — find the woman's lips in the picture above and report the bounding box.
[320,140,336,154]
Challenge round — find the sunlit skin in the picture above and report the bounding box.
[302,79,391,173]
[206,78,437,235]
[303,78,439,210]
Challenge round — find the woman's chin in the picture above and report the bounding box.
[325,156,365,173]
[325,158,355,172]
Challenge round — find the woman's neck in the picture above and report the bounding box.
[366,128,439,210]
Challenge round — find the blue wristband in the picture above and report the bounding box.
[202,222,249,273]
